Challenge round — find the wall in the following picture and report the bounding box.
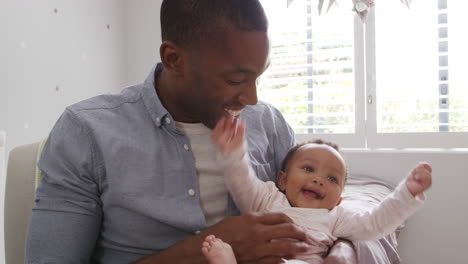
[0,132,4,264]
[1,0,126,263]
[124,0,163,86]
[0,2,6,153]
[1,0,163,153]
[2,0,126,155]
[343,150,468,264]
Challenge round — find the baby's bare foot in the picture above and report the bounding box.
[201,235,236,264]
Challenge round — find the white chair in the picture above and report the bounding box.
[4,142,41,264]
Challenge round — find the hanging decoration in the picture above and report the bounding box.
[350,0,375,20]
[287,0,412,21]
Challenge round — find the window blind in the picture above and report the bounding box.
[259,0,356,134]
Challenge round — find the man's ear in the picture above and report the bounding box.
[159,41,185,77]
[336,197,342,206]
[277,171,287,191]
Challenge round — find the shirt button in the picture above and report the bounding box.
[183,144,190,151]
[188,189,195,196]
[165,117,171,124]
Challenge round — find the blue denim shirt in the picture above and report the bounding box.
[26,63,296,263]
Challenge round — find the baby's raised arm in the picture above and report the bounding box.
[333,163,432,241]
[211,116,272,213]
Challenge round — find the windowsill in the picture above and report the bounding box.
[342,148,468,154]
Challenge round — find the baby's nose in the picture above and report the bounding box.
[313,179,324,186]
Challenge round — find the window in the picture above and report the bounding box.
[259,0,468,148]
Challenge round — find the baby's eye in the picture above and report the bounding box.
[303,166,314,173]
[327,176,338,183]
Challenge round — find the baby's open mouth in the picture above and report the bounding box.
[302,188,323,200]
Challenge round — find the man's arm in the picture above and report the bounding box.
[135,212,312,264]
[26,110,103,263]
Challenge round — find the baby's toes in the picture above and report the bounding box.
[202,241,211,250]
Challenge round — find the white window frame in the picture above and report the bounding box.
[364,8,468,149]
[296,5,468,149]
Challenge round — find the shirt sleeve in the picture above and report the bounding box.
[25,109,103,263]
[217,142,274,213]
[333,180,425,241]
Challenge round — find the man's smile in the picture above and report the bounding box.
[224,107,244,117]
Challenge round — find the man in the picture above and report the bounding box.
[26,0,360,263]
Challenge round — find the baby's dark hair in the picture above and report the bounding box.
[280,139,348,182]
[160,0,268,47]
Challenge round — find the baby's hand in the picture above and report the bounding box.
[211,115,245,154]
[406,162,432,196]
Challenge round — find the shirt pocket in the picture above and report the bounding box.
[249,158,277,183]
[247,137,277,182]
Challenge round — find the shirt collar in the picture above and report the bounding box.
[141,63,173,128]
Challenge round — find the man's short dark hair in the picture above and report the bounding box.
[160,0,268,47]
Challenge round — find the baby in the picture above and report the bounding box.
[202,116,432,264]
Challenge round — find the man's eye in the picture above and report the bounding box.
[303,166,313,173]
[227,80,242,85]
[327,176,337,183]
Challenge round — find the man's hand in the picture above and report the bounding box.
[135,212,312,264]
[323,239,357,264]
[211,212,312,264]
[406,162,432,196]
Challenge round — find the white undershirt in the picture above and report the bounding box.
[175,122,228,227]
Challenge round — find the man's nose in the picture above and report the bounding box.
[238,81,258,106]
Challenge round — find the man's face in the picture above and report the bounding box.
[278,144,346,210]
[179,29,270,128]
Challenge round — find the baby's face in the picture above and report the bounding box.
[278,144,346,210]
